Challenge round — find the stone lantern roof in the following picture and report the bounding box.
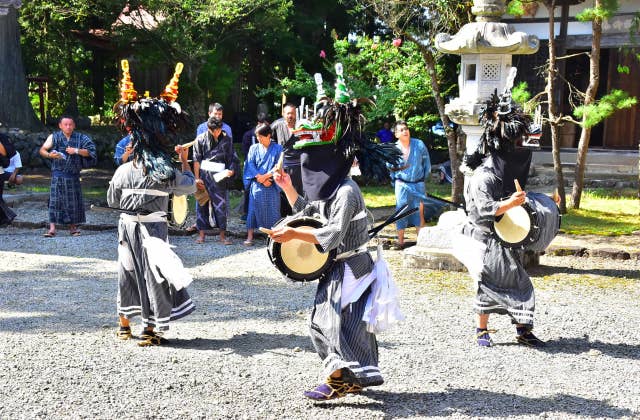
[435,0,539,55]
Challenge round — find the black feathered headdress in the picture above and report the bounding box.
[463,88,532,171]
[113,60,188,183]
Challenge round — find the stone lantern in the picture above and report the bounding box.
[434,0,539,154]
[403,0,541,271]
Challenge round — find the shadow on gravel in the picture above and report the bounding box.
[536,336,640,360]
[330,388,636,418]
[166,331,312,356]
[529,265,640,280]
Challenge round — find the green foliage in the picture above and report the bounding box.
[576,0,618,22]
[573,89,637,128]
[511,81,531,107]
[506,0,525,17]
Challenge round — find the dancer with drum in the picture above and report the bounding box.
[108,61,197,346]
[453,90,550,348]
[270,64,402,400]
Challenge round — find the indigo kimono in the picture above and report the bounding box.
[193,130,239,231]
[388,138,431,229]
[48,131,97,225]
[243,141,282,230]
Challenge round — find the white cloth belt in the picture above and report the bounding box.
[122,188,169,197]
[120,211,167,224]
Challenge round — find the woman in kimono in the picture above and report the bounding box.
[453,92,544,348]
[193,117,239,244]
[388,121,432,249]
[108,61,197,346]
[242,123,282,245]
[270,64,402,400]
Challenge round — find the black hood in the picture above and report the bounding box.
[300,145,353,201]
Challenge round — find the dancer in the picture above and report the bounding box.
[453,90,544,348]
[108,61,196,346]
[270,64,402,400]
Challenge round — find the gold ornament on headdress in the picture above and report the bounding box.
[160,62,184,103]
[119,59,138,103]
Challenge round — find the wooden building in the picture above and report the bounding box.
[507,0,639,151]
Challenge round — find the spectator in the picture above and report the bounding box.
[193,117,239,244]
[241,112,269,221]
[0,133,21,226]
[113,133,133,166]
[243,123,282,245]
[196,102,233,139]
[387,121,431,249]
[376,121,394,144]
[271,103,302,216]
[38,115,97,237]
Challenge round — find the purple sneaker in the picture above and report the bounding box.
[476,328,495,347]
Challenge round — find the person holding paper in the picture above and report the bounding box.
[193,117,239,244]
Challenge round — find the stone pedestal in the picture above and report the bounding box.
[403,210,467,271]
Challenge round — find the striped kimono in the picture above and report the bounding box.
[107,162,197,331]
[292,178,383,387]
[454,159,536,325]
[243,141,282,230]
[48,131,97,225]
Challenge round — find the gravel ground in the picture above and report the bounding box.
[1,199,639,419]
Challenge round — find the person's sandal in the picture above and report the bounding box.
[476,328,496,347]
[303,376,361,400]
[137,330,169,347]
[116,325,132,340]
[516,327,545,347]
[43,231,56,238]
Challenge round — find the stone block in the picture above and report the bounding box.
[403,246,466,271]
[546,245,587,257]
[588,248,631,260]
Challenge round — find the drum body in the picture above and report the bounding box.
[267,215,336,282]
[492,192,560,251]
[168,194,189,228]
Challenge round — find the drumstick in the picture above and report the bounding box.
[259,227,273,235]
[514,179,522,192]
[178,140,197,149]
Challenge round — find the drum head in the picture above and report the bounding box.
[169,194,189,226]
[279,226,330,275]
[267,216,335,282]
[494,205,532,246]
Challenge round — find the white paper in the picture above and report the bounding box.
[200,160,225,173]
[213,169,232,183]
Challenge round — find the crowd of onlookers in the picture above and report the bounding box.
[1,103,448,248]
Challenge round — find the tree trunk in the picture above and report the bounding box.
[570,0,602,209]
[0,6,42,130]
[544,1,567,213]
[409,33,464,204]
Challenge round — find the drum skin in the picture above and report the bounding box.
[267,216,336,282]
[168,194,189,227]
[492,192,560,251]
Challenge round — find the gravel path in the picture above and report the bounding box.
[1,201,639,419]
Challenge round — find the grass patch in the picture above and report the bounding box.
[361,181,451,208]
[560,189,640,235]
